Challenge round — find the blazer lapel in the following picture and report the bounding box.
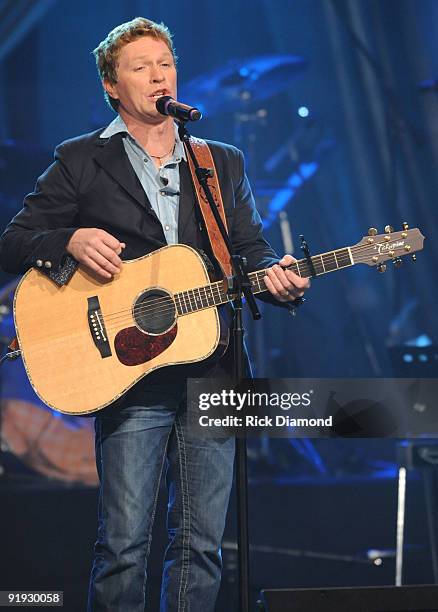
[93,133,158,221]
[178,160,197,242]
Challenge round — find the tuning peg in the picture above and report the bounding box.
[377,263,387,273]
[393,257,402,268]
[402,222,409,230]
[384,225,393,234]
[368,227,378,236]
[412,254,417,262]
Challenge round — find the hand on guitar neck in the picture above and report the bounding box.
[264,254,311,303]
[66,228,126,280]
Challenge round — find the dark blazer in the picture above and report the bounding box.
[0,127,287,387]
[0,127,282,289]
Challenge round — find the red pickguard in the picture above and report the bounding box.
[114,324,178,366]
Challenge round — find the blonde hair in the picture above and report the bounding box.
[93,17,177,111]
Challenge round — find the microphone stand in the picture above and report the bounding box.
[178,120,260,612]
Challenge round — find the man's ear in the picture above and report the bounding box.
[104,79,119,101]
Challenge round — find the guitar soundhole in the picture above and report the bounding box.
[133,288,176,335]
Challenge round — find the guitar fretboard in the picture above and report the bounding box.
[173,247,353,315]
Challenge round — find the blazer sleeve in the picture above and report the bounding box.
[0,143,80,284]
[229,147,293,310]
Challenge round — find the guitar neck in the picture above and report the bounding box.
[249,245,354,293]
[173,246,353,315]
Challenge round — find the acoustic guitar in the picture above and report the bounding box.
[13,226,424,415]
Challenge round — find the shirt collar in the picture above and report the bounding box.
[100,115,186,162]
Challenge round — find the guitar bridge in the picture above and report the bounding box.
[87,296,112,358]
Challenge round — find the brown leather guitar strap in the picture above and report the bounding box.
[184,137,233,279]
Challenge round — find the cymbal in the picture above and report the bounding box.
[179,54,307,117]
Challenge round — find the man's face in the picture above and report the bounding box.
[105,36,177,123]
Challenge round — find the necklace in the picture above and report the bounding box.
[148,142,176,165]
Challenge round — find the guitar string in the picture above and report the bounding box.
[31,249,414,344]
[100,242,411,324]
[99,245,414,327]
[96,251,409,333]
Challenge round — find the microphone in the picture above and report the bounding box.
[156,96,202,122]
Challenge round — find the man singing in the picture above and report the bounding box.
[0,17,309,611]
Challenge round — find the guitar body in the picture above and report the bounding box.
[14,244,225,415]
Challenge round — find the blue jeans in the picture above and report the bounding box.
[87,383,235,611]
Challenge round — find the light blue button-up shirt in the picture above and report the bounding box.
[100,115,186,245]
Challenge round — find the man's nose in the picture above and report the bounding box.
[150,65,165,82]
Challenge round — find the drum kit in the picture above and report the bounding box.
[0,52,333,485]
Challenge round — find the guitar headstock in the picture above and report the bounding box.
[351,224,425,271]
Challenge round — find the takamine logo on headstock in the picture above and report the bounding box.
[352,223,425,271]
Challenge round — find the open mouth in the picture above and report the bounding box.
[149,90,169,101]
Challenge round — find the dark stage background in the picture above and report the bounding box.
[1,1,438,611]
